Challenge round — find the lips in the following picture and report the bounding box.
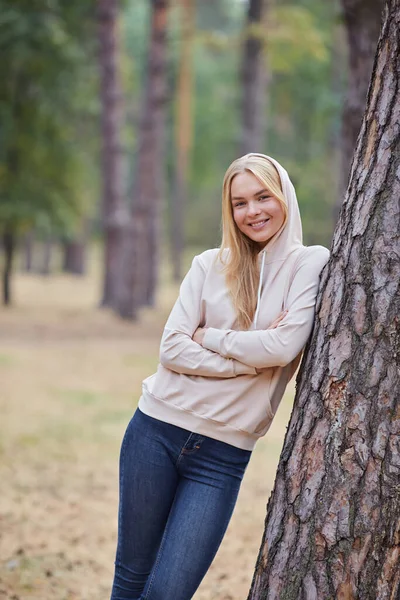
[248,218,270,229]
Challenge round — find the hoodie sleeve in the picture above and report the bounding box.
[159,254,257,377]
[202,247,330,369]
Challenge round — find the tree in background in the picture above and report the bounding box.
[0,0,98,304]
[39,234,53,276]
[98,0,127,306]
[248,0,400,596]
[0,0,350,311]
[116,0,169,319]
[22,230,34,272]
[266,2,337,245]
[336,0,384,219]
[240,0,269,155]
[62,232,88,275]
[2,232,13,305]
[170,0,195,282]
[62,219,90,275]
[186,1,333,250]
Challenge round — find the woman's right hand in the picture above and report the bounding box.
[268,309,288,329]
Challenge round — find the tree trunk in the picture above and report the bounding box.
[335,0,384,221]
[116,0,169,318]
[240,0,269,155]
[2,229,15,306]
[23,230,34,272]
[170,0,194,282]
[327,22,347,230]
[39,236,53,276]
[248,1,400,598]
[62,240,86,275]
[141,0,169,309]
[98,0,126,308]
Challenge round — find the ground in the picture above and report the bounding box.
[0,257,296,600]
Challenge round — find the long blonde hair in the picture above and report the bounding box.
[218,154,288,329]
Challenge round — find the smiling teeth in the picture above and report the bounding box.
[250,219,269,227]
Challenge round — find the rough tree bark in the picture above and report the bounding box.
[170,0,194,282]
[116,0,168,318]
[248,1,400,598]
[98,0,126,307]
[335,0,384,221]
[240,0,269,155]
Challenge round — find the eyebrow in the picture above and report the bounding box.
[231,188,269,201]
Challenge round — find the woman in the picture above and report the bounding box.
[110,153,330,600]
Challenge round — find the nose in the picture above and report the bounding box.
[247,200,261,217]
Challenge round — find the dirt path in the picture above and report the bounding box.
[0,271,295,600]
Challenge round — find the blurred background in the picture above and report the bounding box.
[0,0,383,598]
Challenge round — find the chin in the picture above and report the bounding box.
[251,234,271,245]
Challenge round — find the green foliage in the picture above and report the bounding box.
[166,0,342,248]
[266,0,343,245]
[0,0,99,235]
[268,6,329,73]
[0,0,344,254]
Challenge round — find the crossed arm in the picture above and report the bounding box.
[159,255,257,378]
[159,248,329,377]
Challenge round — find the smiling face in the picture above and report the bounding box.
[230,170,286,249]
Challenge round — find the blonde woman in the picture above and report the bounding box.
[110,154,330,600]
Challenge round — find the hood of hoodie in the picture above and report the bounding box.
[249,155,305,326]
[250,154,303,263]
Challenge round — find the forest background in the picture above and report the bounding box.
[0,0,384,599]
[1,0,345,307]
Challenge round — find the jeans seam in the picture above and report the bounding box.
[142,508,173,600]
[115,423,129,562]
[175,432,193,468]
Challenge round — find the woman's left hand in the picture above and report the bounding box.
[193,327,208,345]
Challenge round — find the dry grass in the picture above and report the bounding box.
[0,255,296,600]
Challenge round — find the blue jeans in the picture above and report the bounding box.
[110,407,252,600]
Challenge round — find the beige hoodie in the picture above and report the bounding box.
[138,157,330,450]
